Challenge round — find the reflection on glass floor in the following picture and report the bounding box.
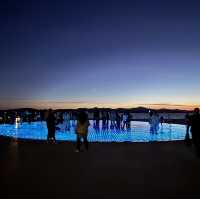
[0,121,187,142]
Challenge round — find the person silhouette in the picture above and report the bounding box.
[93,108,100,129]
[127,112,131,129]
[122,112,129,130]
[185,113,192,146]
[102,111,107,128]
[46,109,56,143]
[116,112,121,130]
[106,111,110,128]
[110,110,116,129]
[187,108,200,156]
[149,111,160,134]
[160,116,164,126]
[75,111,90,152]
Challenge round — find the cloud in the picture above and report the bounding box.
[138,103,200,110]
[139,103,187,107]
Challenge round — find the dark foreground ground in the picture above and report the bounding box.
[0,137,200,199]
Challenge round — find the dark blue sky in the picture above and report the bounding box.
[1,0,200,109]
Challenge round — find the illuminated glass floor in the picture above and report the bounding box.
[0,121,188,142]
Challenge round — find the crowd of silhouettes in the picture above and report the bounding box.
[2,107,200,156]
[43,107,200,156]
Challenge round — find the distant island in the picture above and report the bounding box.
[0,106,191,113]
[0,106,192,125]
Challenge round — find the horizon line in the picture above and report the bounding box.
[0,100,199,110]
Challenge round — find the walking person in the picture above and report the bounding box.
[46,109,56,143]
[75,111,90,152]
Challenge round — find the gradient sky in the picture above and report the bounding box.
[1,0,200,109]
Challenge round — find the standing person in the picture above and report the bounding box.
[149,111,159,134]
[63,112,71,131]
[154,112,160,133]
[66,112,71,131]
[102,111,107,127]
[46,109,56,143]
[160,116,164,126]
[110,110,116,129]
[122,112,128,130]
[116,112,121,130]
[75,111,90,152]
[106,111,110,128]
[72,111,77,127]
[127,112,131,129]
[185,113,192,146]
[93,108,100,129]
[187,108,200,155]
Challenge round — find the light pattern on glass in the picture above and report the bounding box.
[0,121,188,142]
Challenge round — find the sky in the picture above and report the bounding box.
[1,0,200,110]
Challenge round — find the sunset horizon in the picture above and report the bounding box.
[0,99,199,110]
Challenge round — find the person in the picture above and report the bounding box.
[63,112,71,131]
[187,108,200,155]
[46,109,56,143]
[160,116,164,126]
[93,108,100,128]
[75,111,90,152]
[106,111,110,128]
[127,112,131,129]
[102,111,107,127]
[110,110,116,129]
[185,113,192,146]
[116,112,121,130]
[122,112,128,130]
[149,111,160,134]
[72,111,77,127]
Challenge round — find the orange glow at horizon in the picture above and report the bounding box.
[0,100,199,110]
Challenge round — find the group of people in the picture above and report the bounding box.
[46,107,200,154]
[46,109,89,152]
[46,109,163,152]
[148,111,162,134]
[46,109,132,152]
[93,109,131,130]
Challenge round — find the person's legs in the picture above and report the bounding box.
[192,132,200,156]
[117,121,120,130]
[125,121,128,130]
[47,129,54,142]
[192,132,197,147]
[96,119,99,128]
[76,135,81,151]
[83,135,89,151]
[106,120,109,128]
[52,128,56,141]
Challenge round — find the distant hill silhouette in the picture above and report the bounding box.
[0,107,191,113]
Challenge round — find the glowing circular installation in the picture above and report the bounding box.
[0,121,187,142]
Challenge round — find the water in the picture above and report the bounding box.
[0,121,187,142]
